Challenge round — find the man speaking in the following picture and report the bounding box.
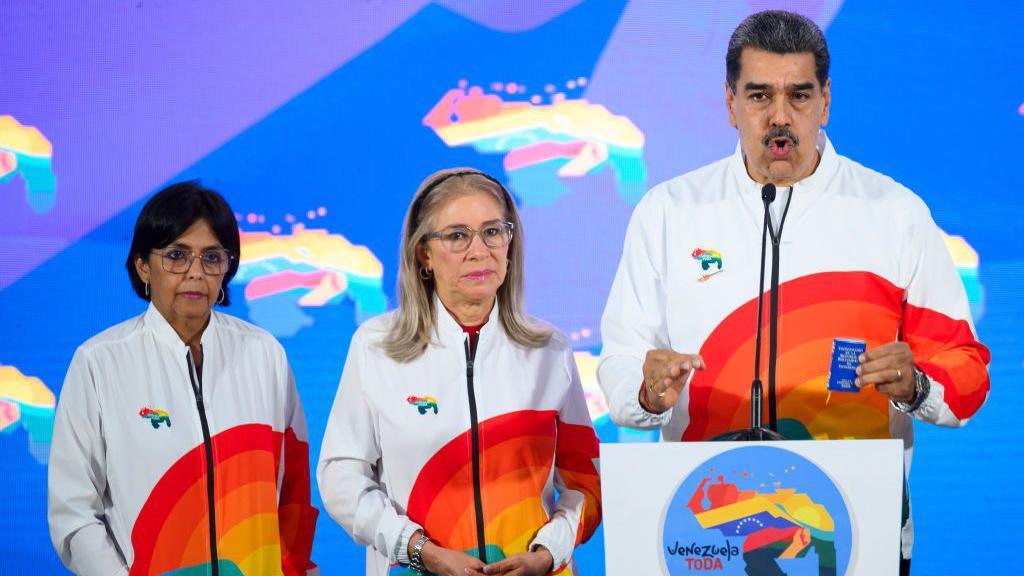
[597,10,990,574]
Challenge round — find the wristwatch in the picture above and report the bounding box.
[890,366,930,413]
[409,533,429,574]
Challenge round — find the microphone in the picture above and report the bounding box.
[753,184,774,430]
[717,183,785,441]
[766,183,792,434]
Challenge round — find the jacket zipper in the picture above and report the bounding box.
[463,336,488,563]
[187,350,220,576]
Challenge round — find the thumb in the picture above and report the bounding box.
[483,558,514,574]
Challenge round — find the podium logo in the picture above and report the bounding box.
[661,446,851,575]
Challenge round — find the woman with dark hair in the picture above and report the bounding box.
[318,169,602,576]
[47,181,318,576]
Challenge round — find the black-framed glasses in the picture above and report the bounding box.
[152,248,235,275]
[423,221,514,253]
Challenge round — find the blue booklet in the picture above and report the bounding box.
[828,338,866,392]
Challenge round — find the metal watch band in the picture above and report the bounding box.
[409,533,429,574]
[891,366,930,413]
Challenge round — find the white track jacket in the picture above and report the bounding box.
[48,304,318,576]
[318,302,602,575]
[599,133,991,557]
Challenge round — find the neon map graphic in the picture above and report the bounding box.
[0,116,56,214]
[1,2,1021,574]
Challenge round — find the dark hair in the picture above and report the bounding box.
[726,10,830,92]
[125,180,241,305]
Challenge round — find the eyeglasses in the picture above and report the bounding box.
[152,248,235,275]
[423,222,514,253]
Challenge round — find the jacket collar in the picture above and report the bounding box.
[143,302,219,352]
[433,294,501,350]
[728,130,841,232]
[729,130,839,194]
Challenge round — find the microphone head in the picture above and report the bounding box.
[761,183,777,202]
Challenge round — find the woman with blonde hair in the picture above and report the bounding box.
[318,169,601,575]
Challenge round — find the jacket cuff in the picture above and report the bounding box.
[394,521,423,566]
[909,375,945,424]
[529,520,572,571]
[600,356,673,429]
[625,379,674,428]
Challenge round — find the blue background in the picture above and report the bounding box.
[1,1,1021,574]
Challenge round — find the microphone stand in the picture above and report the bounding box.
[717,183,785,441]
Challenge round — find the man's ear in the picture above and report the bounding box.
[725,82,738,129]
[820,77,831,126]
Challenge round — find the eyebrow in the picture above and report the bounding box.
[442,219,504,229]
[166,241,224,251]
[743,81,817,92]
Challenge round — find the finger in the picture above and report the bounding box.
[644,357,672,381]
[856,356,900,377]
[860,341,909,363]
[874,382,894,396]
[664,374,687,393]
[875,380,913,401]
[482,559,516,574]
[646,349,674,365]
[666,356,705,387]
[856,368,902,388]
[671,354,704,372]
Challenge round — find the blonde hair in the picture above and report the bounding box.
[381,168,551,362]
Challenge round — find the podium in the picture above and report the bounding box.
[601,440,903,575]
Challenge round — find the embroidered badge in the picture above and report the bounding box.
[139,407,172,429]
[407,396,439,415]
[692,247,724,282]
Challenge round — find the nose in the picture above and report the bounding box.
[769,97,791,127]
[464,231,490,258]
[185,254,206,278]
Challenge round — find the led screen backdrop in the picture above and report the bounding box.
[1,1,1022,574]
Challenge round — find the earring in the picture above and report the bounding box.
[217,287,226,304]
[418,266,433,280]
[144,282,150,297]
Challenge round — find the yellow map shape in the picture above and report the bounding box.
[942,231,979,268]
[0,116,53,157]
[0,364,56,432]
[433,99,644,149]
[573,351,609,422]
[695,488,835,533]
[240,227,383,278]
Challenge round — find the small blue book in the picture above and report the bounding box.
[828,338,866,392]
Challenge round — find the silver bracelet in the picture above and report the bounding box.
[409,533,429,574]
[891,366,930,413]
